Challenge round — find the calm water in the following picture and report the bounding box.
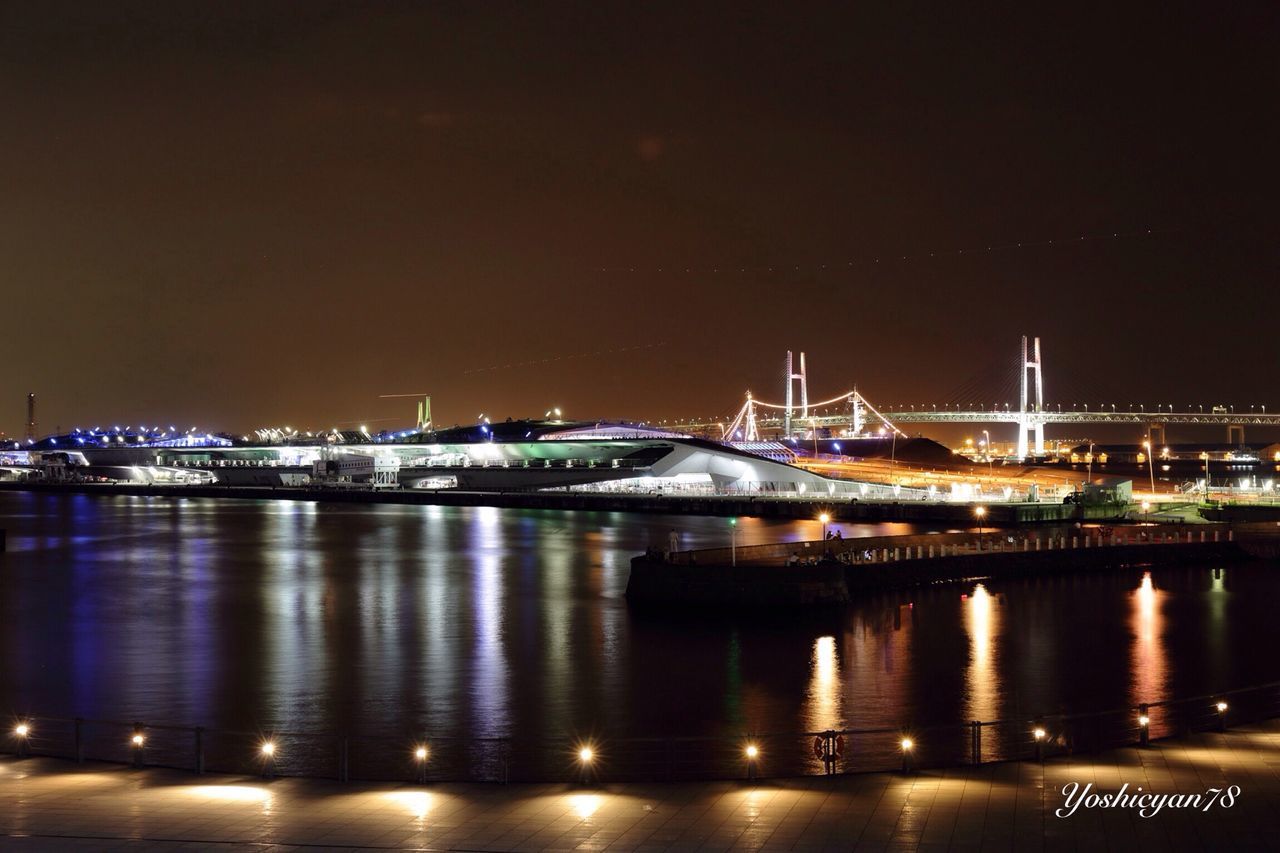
[1,492,1278,771]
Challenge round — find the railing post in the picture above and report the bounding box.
[75,718,84,764]
[195,727,204,774]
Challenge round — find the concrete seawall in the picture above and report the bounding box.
[627,541,1252,608]
[0,482,1124,523]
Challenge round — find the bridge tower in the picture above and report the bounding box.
[24,393,36,442]
[783,351,808,436]
[1016,336,1045,459]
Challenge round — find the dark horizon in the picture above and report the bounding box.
[3,2,1278,437]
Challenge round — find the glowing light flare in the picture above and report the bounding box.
[385,790,433,820]
[184,785,272,804]
[570,793,602,819]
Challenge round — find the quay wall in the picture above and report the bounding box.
[627,539,1252,608]
[0,482,1124,523]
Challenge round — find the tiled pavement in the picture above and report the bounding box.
[2,722,1279,851]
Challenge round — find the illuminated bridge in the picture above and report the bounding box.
[671,336,1279,455]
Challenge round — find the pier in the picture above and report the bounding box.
[627,525,1260,607]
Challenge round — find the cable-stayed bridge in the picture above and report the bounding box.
[672,336,1279,454]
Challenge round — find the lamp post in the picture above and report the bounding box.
[819,512,830,541]
[1202,451,1212,501]
[981,429,993,480]
[730,517,737,566]
[974,506,986,550]
[1142,440,1156,497]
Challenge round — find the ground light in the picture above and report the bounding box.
[744,743,760,780]
[1138,709,1151,746]
[131,730,146,766]
[414,745,429,782]
[260,740,277,778]
[1217,700,1229,731]
[13,722,30,758]
[576,743,595,785]
[900,737,914,773]
[1033,726,1046,761]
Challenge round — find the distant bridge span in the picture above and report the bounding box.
[881,410,1280,427]
[675,336,1276,450]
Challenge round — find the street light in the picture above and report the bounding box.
[974,506,986,548]
[730,517,738,566]
[1142,440,1156,496]
[819,512,830,541]
[981,429,993,479]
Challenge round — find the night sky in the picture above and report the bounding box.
[3,2,1278,438]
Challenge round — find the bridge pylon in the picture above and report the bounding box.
[1016,336,1045,459]
[783,351,808,436]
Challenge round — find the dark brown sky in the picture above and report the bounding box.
[3,2,1278,436]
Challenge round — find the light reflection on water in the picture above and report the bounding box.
[1131,571,1169,728]
[1,493,1277,750]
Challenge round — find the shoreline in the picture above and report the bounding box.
[0,480,1128,524]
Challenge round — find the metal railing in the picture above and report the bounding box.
[5,681,1278,784]
[666,523,1234,567]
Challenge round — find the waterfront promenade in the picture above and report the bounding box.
[2,722,1279,851]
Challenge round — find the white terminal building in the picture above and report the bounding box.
[4,420,926,500]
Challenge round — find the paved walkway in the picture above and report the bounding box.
[2,723,1280,851]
